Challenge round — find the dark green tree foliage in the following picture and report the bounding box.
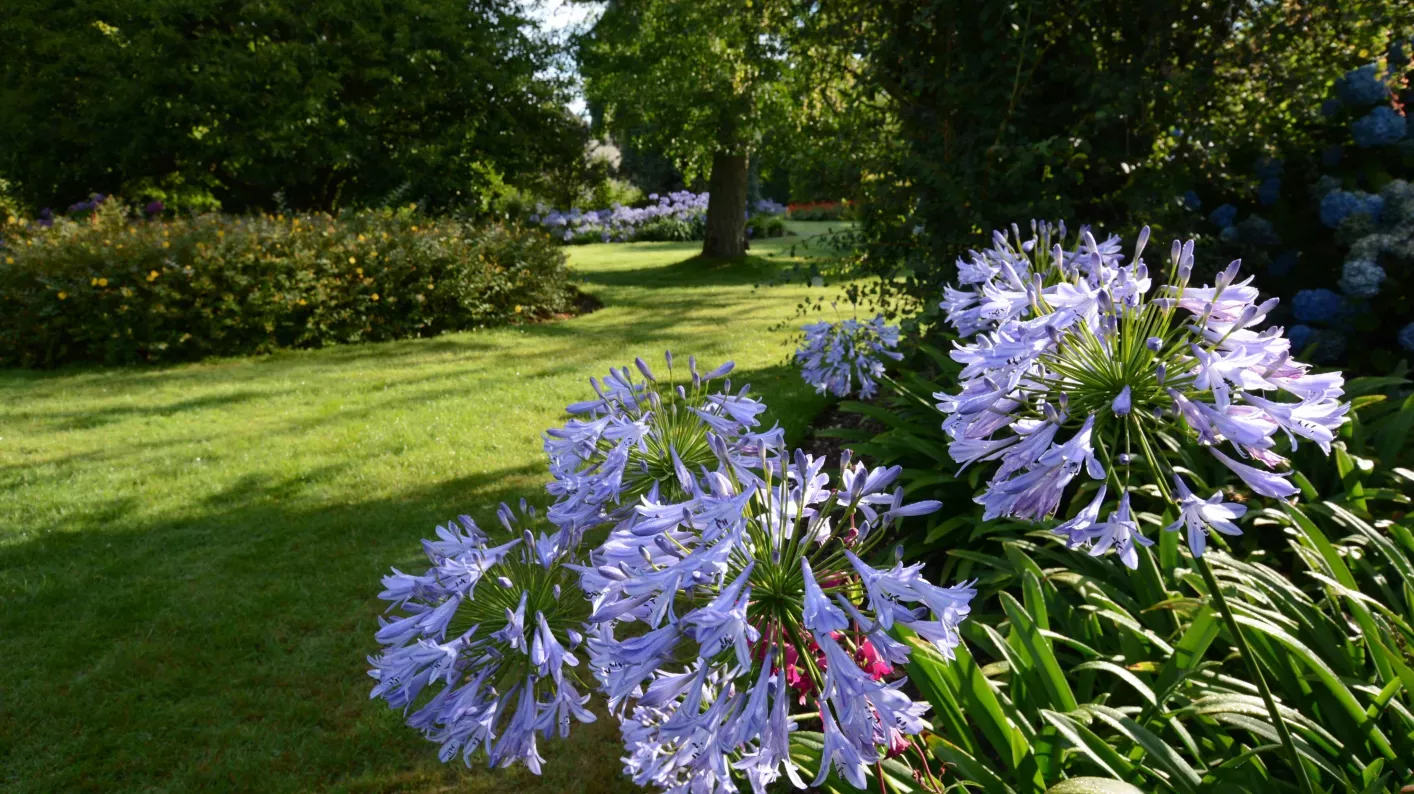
[0,0,585,212]
[848,0,1239,288]
[846,1,1414,294]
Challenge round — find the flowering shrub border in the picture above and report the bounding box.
[0,200,579,367]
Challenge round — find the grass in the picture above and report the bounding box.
[0,221,852,793]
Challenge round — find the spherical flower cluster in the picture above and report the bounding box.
[582,448,971,792]
[1180,190,1202,211]
[1400,322,1414,352]
[1352,105,1408,148]
[795,315,904,399]
[1319,189,1384,229]
[1334,64,1391,107]
[1209,203,1238,229]
[1338,258,1386,298]
[935,224,1348,565]
[369,505,595,771]
[1292,288,1348,324]
[544,354,781,532]
[374,352,972,791]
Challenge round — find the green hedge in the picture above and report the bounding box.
[0,202,578,367]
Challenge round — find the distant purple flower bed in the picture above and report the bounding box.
[527,191,784,245]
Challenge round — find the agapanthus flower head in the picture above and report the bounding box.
[369,503,595,772]
[796,314,903,398]
[544,352,783,533]
[936,226,1349,565]
[581,447,972,792]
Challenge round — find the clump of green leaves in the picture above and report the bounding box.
[0,201,579,367]
[838,349,1414,792]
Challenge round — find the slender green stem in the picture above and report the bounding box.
[1193,554,1316,794]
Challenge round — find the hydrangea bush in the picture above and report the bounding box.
[795,315,903,398]
[1183,48,1412,368]
[937,223,1348,566]
[372,352,975,792]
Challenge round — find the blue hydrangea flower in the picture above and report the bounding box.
[1320,189,1384,228]
[1288,324,1314,352]
[1270,250,1299,277]
[1338,259,1386,298]
[1219,224,1240,243]
[937,226,1348,562]
[1209,203,1238,228]
[369,505,595,772]
[1257,177,1282,207]
[1254,157,1284,180]
[1321,98,1342,117]
[1399,322,1414,352]
[1181,190,1202,211]
[1352,106,1408,148]
[1334,64,1390,107]
[796,315,904,399]
[1292,288,1347,323]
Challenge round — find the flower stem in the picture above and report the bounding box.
[1193,554,1315,794]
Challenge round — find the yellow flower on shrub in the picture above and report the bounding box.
[57,291,67,300]
[371,293,379,301]
[147,270,160,282]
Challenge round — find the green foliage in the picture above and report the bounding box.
[833,0,1414,295]
[579,0,799,178]
[842,345,1414,791]
[0,0,585,213]
[747,213,788,240]
[0,202,577,367]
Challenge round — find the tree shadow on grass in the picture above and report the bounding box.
[0,460,628,794]
[580,253,809,290]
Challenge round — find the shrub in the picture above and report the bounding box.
[745,212,787,239]
[0,201,577,367]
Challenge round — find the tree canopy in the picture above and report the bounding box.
[0,0,586,212]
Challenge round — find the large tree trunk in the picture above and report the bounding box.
[702,151,749,258]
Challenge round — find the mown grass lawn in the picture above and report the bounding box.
[0,222,848,793]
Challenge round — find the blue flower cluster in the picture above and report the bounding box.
[938,223,1348,564]
[372,351,976,791]
[795,315,904,399]
[529,191,710,243]
[1352,106,1408,148]
[1292,288,1348,324]
[1319,189,1384,228]
[1337,259,1386,299]
[1209,203,1238,228]
[1400,322,1414,352]
[1334,64,1390,107]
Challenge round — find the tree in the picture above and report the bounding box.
[0,0,585,212]
[577,0,798,257]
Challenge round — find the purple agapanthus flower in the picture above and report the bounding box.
[936,224,1347,563]
[796,314,904,399]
